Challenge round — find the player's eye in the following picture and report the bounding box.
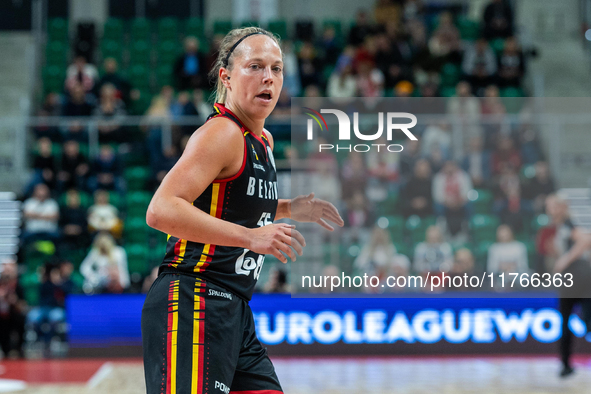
[273,67,282,73]
[250,64,261,70]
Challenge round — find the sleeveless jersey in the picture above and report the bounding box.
[159,103,279,301]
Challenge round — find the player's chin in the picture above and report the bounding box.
[252,99,277,117]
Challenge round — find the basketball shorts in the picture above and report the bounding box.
[142,272,283,394]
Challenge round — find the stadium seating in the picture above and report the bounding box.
[184,18,205,38]
[157,17,180,42]
[103,18,124,41]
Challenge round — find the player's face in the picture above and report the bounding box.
[228,35,283,119]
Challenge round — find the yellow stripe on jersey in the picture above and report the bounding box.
[194,183,220,273]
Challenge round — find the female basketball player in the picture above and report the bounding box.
[142,27,343,394]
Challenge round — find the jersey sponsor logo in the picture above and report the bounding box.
[208,289,233,300]
[235,249,265,279]
[253,163,266,172]
[246,177,278,200]
[214,381,230,394]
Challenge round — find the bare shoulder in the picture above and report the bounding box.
[263,128,274,150]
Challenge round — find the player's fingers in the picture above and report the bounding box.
[279,232,303,256]
[292,229,306,249]
[270,247,288,263]
[317,218,334,231]
[274,239,296,262]
[323,207,344,227]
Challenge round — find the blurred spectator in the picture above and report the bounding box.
[170,91,199,141]
[355,226,411,284]
[483,0,514,40]
[25,137,56,196]
[192,89,213,122]
[80,232,129,294]
[65,56,99,93]
[461,135,491,188]
[375,0,402,27]
[22,183,60,244]
[356,59,384,97]
[450,248,476,276]
[413,225,453,274]
[447,248,477,291]
[447,81,481,122]
[262,267,291,293]
[344,191,374,229]
[462,38,497,95]
[341,152,368,200]
[401,159,433,218]
[26,261,74,351]
[34,93,63,141]
[88,190,122,238]
[481,85,506,116]
[319,26,341,65]
[427,12,462,66]
[59,189,89,251]
[0,260,26,358]
[298,42,323,90]
[491,136,521,175]
[487,224,528,275]
[273,89,292,116]
[57,140,89,192]
[327,63,356,98]
[310,160,341,205]
[367,137,400,199]
[151,145,180,190]
[400,139,422,179]
[96,58,131,106]
[492,163,523,232]
[523,161,555,214]
[497,36,525,88]
[421,121,451,159]
[93,83,127,143]
[62,83,95,142]
[304,85,322,97]
[433,161,473,235]
[174,37,206,90]
[349,10,373,46]
[88,145,124,192]
[375,34,410,89]
[403,0,425,21]
[281,41,301,97]
[393,80,414,97]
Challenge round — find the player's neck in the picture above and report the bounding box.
[224,102,264,136]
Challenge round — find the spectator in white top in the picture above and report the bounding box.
[327,63,357,98]
[22,183,59,243]
[65,55,99,94]
[433,160,473,235]
[447,81,481,123]
[80,231,129,294]
[355,226,411,278]
[88,190,122,238]
[487,224,529,275]
[413,225,454,274]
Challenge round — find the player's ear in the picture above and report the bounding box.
[220,68,231,89]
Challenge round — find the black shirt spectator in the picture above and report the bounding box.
[402,159,433,218]
[89,145,123,192]
[96,58,132,106]
[32,137,57,190]
[298,42,323,90]
[174,37,207,91]
[59,189,90,250]
[57,140,89,192]
[483,0,514,40]
[349,10,372,46]
[497,37,525,88]
[63,83,95,117]
[93,83,127,143]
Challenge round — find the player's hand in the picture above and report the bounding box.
[248,223,306,263]
[291,193,344,231]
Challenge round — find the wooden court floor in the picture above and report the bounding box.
[1,356,591,394]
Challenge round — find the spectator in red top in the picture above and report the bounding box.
[491,136,521,175]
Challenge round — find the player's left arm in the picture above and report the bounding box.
[264,129,344,230]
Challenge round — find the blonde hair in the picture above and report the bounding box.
[208,27,281,104]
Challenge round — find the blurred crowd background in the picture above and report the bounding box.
[0,0,574,358]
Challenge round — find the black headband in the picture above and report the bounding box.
[223,31,265,67]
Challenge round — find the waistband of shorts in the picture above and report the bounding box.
[158,266,250,302]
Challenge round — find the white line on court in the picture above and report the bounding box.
[86,362,114,389]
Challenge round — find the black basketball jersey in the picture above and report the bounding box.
[159,103,279,301]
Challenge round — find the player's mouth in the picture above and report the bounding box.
[255,90,273,103]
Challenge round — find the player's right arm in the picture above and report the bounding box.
[146,118,302,263]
